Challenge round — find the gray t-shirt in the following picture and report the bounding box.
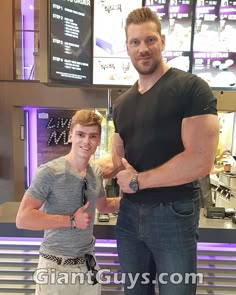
[25,156,105,257]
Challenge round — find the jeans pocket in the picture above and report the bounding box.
[170,199,195,218]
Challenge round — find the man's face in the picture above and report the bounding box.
[69,124,101,160]
[126,21,165,75]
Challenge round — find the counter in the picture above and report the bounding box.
[0,202,236,295]
[0,202,236,242]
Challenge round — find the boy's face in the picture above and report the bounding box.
[68,124,101,160]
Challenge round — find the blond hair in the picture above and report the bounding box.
[70,109,102,135]
[125,7,162,36]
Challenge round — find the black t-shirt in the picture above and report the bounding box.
[113,68,217,204]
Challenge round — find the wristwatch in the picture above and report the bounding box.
[70,215,77,229]
[129,173,139,192]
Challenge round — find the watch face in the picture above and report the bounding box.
[129,174,139,192]
[129,181,138,192]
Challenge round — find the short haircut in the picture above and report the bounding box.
[70,109,102,135]
[125,7,162,36]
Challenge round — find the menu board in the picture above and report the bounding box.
[192,0,236,88]
[50,0,92,84]
[93,0,142,86]
[145,0,193,72]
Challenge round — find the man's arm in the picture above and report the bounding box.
[94,133,125,179]
[112,133,125,172]
[117,114,219,192]
[93,154,115,179]
[96,196,121,214]
[16,195,91,230]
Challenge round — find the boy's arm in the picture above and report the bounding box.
[16,195,70,230]
[16,195,92,230]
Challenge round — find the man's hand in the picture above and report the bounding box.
[116,158,138,194]
[73,202,92,229]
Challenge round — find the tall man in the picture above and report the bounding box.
[16,109,120,295]
[112,7,219,295]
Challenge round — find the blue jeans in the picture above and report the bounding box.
[116,193,200,295]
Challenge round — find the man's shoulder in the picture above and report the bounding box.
[167,68,210,91]
[116,83,137,101]
[170,68,207,83]
[169,67,194,80]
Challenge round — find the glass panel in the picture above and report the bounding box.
[95,109,114,159]
[15,31,23,79]
[14,0,40,80]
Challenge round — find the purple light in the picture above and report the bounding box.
[1,237,236,271]
[198,255,236,261]
[24,107,38,184]
[96,239,117,248]
[96,253,118,257]
[200,265,236,270]
[0,237,117,248]
[25,110,30,187]
[1,237,236,251]
[198,242,236,252]
[0,237,42,245]
[0,250,39,254]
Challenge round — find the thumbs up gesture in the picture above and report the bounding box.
[73,202,92,229]
[116,158,138,194]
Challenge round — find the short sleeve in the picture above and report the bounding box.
[25,165,55,203]
[182,76,217,118]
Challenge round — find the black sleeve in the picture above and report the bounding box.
[182,75,217,118]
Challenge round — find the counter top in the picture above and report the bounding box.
[1,202,236,242]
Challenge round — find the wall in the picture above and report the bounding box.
[1,83,236,203]
[0,81,124,203]
[0,1,236,203]
[0,0,14,81]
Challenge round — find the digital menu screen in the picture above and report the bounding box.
[145,0,194,72]
[50,0,92,84]
[93,0,142,86]
[192,0,236,88]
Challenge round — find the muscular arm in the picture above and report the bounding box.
[96,196,121,214]
[16,195,70,230]
[112,133,125,172]
[94,133,125,178]
[138,114,219,189]
[93,154,116,179]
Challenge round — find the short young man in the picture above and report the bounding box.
[16,109,120,295]
[111,7,219,295]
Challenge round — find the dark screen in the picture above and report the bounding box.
[50,0,92,84]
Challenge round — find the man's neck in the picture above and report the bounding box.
[138,64,170,94]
